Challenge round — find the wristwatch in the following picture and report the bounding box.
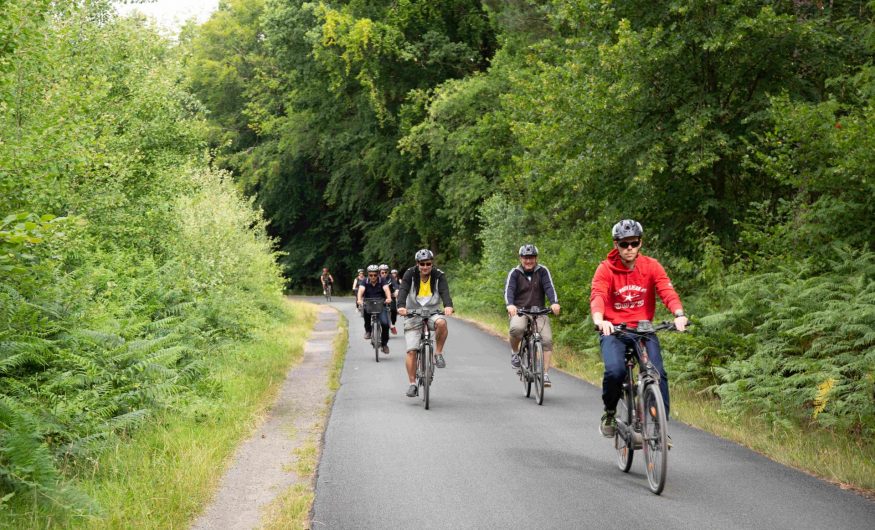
[674,310,685,318]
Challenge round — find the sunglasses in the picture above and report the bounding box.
[418,262,433,267]
[367,273,377,277]
[618,240,641,249]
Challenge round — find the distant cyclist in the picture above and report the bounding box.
[590,220,687,438]
[505,244,560,387]
[352,269,365,296]
[357,264,392,353]
[379,264,399,334]
[397,249,454,397]
[320,267,334,296]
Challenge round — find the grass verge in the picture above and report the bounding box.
[0,298,318,528]
[259,309,348,530]
[454,307,875,497]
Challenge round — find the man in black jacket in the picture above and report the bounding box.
[397,249,454,398]
[505,244,560,387]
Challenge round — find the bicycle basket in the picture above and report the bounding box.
[363,299,384,314]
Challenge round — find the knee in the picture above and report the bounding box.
[435,319,447,331]
[603,363,626,383]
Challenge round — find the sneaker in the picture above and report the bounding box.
[364,332,371,340]
[381,345,389,355]
[511,354,521,368]
[434,354,446,369]
[599,410,617,437]
[543,373,552,387]
[406,384,418,397]
[391,326,397,335]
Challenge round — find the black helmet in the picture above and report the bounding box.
[366,264,379,273]
[379,264,389,271]
[414,249,434,262]
[612,219,643,240]
[518,244,539,257]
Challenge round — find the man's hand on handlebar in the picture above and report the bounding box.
[594,319,615,336]
[550,303,560,316]
[444,307,454,316]
[673,315,688,332]
[397,307,407,316]
[507,305,517,317]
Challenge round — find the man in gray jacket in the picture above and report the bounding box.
[505,244,560,387]
[397,249,454,398]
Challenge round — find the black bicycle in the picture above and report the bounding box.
[517,307,552,405]
[323,281,332,302]
[362,298,386,363]
[610,320,678,494]
[407,308,443,410]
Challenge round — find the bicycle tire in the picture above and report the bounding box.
[422,342,432,410]
[615,385,634,472]
[642,383,668,494]
[372,315,380,363]
[520,342,532,398]
[533,339,545,405]
[326,285,332,302]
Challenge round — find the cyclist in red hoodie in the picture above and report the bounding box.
[590,220,688,437]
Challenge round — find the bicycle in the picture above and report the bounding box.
[362,298,387,363]
[609,320,679,495]
[323,282,333,302]
[516,307,552,405]
[407,308,443,410]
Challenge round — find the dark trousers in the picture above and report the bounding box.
[600,334,670,415]
[390,298,398,325]
[363,308,390,347]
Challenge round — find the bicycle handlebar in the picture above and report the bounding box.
[517,307,553,316]
[406,308,444,318]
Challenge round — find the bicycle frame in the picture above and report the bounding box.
[517,307,551,405]
[407,308,442,409]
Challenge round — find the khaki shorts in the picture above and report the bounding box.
[404,314,446,352]
[509,314,553,351]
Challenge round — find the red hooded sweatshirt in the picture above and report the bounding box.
[590,249,683,327]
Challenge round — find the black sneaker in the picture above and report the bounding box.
[406,384,418,397]
[543,373,552,387]
[599,410,617,437]
[381,345,389,354]
[511,354,521,368]
[434,354,446,368]
[364,332,371,340]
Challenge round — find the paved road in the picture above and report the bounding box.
[310,297,874,529]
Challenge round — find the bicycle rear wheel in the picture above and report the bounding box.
[533,340,545,405]
[326,285,332,302]
[642,383,668,494]
[520,342,532,398]
[615,385,634,472]
[372,316,380,363]
[422,343,432,410]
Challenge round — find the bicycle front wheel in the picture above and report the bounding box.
[372,317,380,363]
[615,384,634,472]
[642,383,668,494]
[422,343,432,410]
[532,340,545,405]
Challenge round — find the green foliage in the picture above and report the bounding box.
[0,0,285,511]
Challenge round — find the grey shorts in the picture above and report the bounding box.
[509,314,553,350]
[404,314,446,352]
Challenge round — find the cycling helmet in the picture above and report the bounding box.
[518,244,539,257]
[366,264,379,273]
[612,219,643,240]
[357,268,364,274]
[390,269,398,274]
[414,249,434,262]
[379,264,389,271]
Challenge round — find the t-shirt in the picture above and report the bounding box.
[416,276,433,305]
[361,278,388,300]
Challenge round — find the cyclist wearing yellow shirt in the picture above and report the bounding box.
[397,249,454,398]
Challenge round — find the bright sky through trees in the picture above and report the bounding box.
[115,0,218,31]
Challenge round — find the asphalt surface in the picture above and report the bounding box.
[309,297,874,529]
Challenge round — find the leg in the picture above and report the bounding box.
[363,311,372,333]
[643,335,670,416]
[404,326,421,384]
[379,309,390,347]
[390,299,398,325]
[600,334,628,412]
[406,350,417,383]
[434,317,448,354]
[539,315,553,373]
[508,314,526,353]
